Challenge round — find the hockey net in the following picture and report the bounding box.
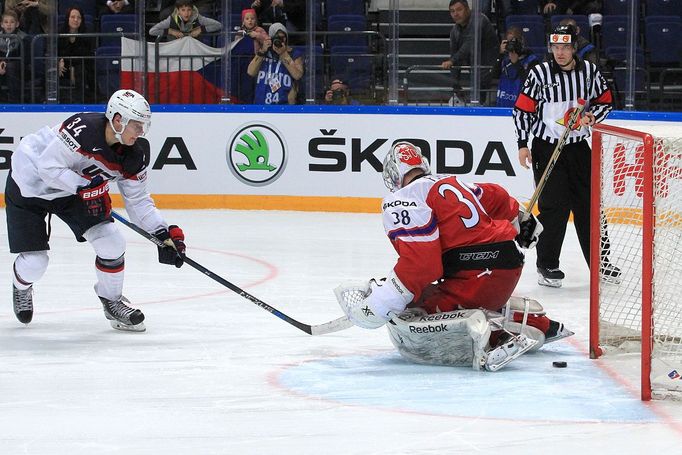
[590,123,682,400]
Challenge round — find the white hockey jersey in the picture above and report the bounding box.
[10,112,167,233]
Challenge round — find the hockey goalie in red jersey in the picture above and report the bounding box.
[335,141,573,371]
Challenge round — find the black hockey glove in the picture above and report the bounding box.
[515,213,543,249]
[77,176,112,220]
[153,225,186,268]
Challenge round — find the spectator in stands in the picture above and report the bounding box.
[492,26,539,107]
[0,9,26,103]
[324,78,359,105]
[540,0,567,16]
[251,0,286,27]
[559,17,597,64]
[58,6,94,103]
[158,0,214,20]
[565,0,601,15]
[238,8,268,53]
[441,0,499,104]
[4,0,49,35]
[99,0,135,16]
[251,0,306,39]
[247,22,304,104]
[149,0,221,41]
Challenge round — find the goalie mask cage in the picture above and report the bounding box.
[590,123,682,401]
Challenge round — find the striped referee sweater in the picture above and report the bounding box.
[512,57,613,149]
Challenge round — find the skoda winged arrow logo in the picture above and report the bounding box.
[227,123,287,186]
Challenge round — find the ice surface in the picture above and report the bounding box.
[0,209,680,454]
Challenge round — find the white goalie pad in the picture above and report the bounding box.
[386,308,492,370]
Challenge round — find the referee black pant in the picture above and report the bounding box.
[530,137,592,270]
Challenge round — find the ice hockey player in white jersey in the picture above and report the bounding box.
[5,89,186,332]
[335,141,573,371]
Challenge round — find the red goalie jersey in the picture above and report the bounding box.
[381,174,524,313]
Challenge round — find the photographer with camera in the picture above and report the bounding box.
[324,78,359,105]
[247,23,304,105]
[492,27,539,108]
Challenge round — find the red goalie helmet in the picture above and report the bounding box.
[382,141,431,192]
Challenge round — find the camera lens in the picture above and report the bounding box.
[273,38,282,47]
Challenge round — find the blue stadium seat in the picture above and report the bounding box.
[99,14,137,47]
[602,0,636,16]
[296,44,326,100]
[644,15,682,24]
[645,0,682,16]
[510,0,540,14]
[604,46,646,65]
[329,45,372,93]
[327,15,368,50]
[505,15,546,48]
[326,0,366,16]
[550,15,591,40]
[95,46,121,100]
[645,18,682,64]
[601,16,638,58]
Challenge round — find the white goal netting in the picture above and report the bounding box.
[596,124,682,398]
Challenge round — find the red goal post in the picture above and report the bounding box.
[590,122,682,401]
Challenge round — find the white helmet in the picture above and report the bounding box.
[382,141,431,192]
[105,89,152,142]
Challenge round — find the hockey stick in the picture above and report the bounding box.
[111,211,353,336]
[522,98,586,221]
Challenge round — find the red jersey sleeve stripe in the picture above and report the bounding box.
[514,93,537,113]
[594,88,613,105]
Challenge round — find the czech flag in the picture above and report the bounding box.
[120,36,226,104]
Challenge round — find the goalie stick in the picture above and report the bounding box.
[111,211,353,336]
[522,98,586,221]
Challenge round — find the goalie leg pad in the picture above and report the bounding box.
[386,308,492,369]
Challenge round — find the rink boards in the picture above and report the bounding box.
[0,105,680,212]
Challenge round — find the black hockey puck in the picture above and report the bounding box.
[552,361,567,368]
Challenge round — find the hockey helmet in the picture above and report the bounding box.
[105,89,152,142]
[382,141,431,192]
[547,24,578,52]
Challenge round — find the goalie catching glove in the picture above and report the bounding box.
[335,270,414,329]
[77,176,111,220]
[515,212,543,249]
[153,225,186,268]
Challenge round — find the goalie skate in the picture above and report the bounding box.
[545,319,574,344]
[100,296,146,332]
[13,284,33,324]
[483,334,537,372]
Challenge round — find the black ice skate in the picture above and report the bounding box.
[13,284,33,324]
[100,296,145,332]
[537,267,565,288]
[600,263,622,284]
[545,319,575,344]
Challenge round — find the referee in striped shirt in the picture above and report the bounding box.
[513,24,614,288]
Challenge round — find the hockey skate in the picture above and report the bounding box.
[545,319,575,344]
[483,334,537,371]
[537,267,564,288]
[600,263,622,284]
[100,296,145,332]
[13,284,33,324]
